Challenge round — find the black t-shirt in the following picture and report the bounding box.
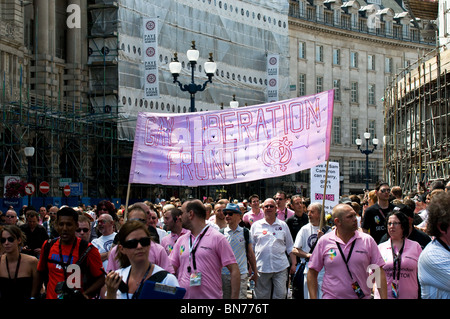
[362,203,396,244]
[286,213,309,241]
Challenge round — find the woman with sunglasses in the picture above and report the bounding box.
[0,225,40,299]
[104,221,179,299]
[374,210,422,299]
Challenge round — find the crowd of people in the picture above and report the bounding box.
[0,180,448,300]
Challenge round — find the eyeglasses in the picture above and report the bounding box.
[0,237,15,244]
[379,189,390,193]
[76,228,90,233]
[274,198,285,201]
[5,215,15,218]
[122,237,151,249]
[387,222,401,227]
[264,205,275,209]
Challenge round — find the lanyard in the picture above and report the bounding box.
[378,208,386,220]
[336,240,357,280]
[126,263,152,299]
[391,239,405,283]
[188,225,209,273]
[58,239,77,279]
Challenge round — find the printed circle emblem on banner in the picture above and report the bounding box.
[146,47,155,57]
[262,137,293,173]
[269,57,278,65]
[147,74,156,84]
[269,78,277,87]
[146,20,156,31]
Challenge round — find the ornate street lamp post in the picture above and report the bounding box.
[356,130,379,190]
[169,41,217,113]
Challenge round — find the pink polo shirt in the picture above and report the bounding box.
[308,229,385,299]
[243,209,264,226]
[374,238,422,299]
[161,228,190,255]
[169,225,237,299]
[106,241,174,274]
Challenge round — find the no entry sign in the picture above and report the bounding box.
[63,185,71,196]
[39,181,50,194]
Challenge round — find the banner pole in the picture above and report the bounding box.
[320,159,330,230]
[124,182,131,221]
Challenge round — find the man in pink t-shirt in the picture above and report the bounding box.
[307,204,387,299]
[169,199,239,299]
[243,194,264,228]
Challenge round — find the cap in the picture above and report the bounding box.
[223,203,241,214]
[339,197,352,205]
[393,203,414,219]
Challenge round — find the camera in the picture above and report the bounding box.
[55,281,85,300]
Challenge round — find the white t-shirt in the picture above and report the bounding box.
[91,232,117,270]
[293,223,331,299]
[113,264,180,299]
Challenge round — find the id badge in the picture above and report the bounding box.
[190,272,202,287]
[351,281,366,299]
[391,282,398,299]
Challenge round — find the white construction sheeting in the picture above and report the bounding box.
[89,0,290,141]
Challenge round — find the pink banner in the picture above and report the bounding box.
[129,90,334,186]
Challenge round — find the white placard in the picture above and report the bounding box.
[310,161,340,216]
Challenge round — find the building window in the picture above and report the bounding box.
[333,116,341,144]
[316,76,323,93]
[350,52,358,68]
[351,82,358,103]
[369,120,376,146]
[333,48,340,65]
[368,84,376,105]
[316,45,323,62]
[368,54,375,70]
[385,57,393,73]
[351,118,358,145]
[299,73,306,96]
[333,79,341,101]
[298,41,306,59]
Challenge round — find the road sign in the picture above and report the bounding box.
[25,183,36,196]
[63,185,71,196]
[69,182,83,196]
[39,181,50,194]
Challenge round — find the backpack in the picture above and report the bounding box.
[219,227,250,256]
[40,238,103,298]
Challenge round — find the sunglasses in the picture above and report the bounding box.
[264,205,275,209]
[224,211,236,216]
[1,237,15,244]
[76,228,90,233]
[379,189,390,193]
[122,237,151,249]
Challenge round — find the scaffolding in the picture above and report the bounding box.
[384,46,450,192]
[0,0,131,200]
